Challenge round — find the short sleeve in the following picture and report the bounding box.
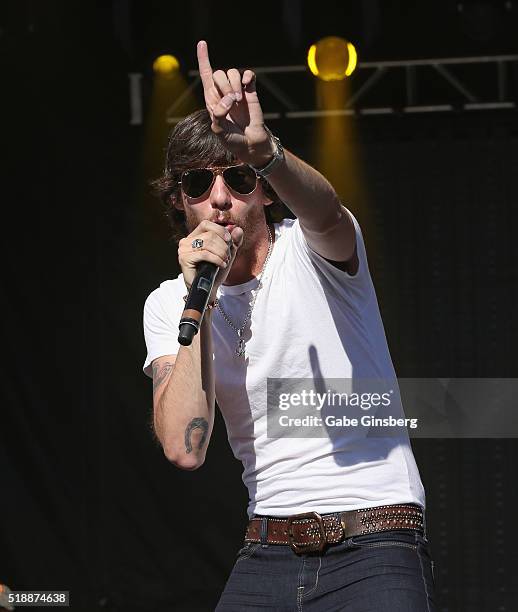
[142,281,184,378]
[291,208,374,303]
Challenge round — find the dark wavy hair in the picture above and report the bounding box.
[151,109,286,243]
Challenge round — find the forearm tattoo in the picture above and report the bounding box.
[184,417,208,454]
[152,361,173,395]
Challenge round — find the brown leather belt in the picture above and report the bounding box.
[245,503,424,554]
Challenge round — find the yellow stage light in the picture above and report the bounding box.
[307,37,357,81]
[153,54,180,77]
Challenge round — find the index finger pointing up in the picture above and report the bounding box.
[197,40,214,92]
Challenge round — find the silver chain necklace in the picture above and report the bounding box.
[216,224,273,357]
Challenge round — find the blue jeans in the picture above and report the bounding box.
[216,528,436,611]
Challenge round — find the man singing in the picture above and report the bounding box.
[143,41,435,611]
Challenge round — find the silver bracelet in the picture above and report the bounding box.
[249,126,285,178]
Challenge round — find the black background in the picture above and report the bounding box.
[1,1,518,610]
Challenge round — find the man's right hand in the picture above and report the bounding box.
[178,220,243,298]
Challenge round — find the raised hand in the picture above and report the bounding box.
[196,40,274,167]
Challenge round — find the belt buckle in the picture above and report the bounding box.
[287,511,326,554]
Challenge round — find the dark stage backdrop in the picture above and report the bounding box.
[2,6,518,612]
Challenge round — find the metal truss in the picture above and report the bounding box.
[128,55,518,125]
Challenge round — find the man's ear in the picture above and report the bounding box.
[171,193,185,212]
[258,179,274,207]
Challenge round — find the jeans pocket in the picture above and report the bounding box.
[235,542,261,564]
[349,529,419,551]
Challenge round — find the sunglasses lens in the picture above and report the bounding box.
[182,168,214,198]
[223,165,258,194]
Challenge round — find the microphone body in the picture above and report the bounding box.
[178,262,218,346]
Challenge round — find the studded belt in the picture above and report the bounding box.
[245,503,424,555]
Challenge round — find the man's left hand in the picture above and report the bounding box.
[196,40,274,167]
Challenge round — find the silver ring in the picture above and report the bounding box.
[191,238,204,249]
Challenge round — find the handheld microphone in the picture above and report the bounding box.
[178,262,218,346]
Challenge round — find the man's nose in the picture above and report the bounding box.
[209,174,232,210]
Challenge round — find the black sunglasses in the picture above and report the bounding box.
[179,164,259,199]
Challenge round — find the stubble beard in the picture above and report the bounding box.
[184,205,269,257]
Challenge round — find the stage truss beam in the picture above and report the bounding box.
[128,55,518,125]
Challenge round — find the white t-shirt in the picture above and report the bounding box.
[143,212,425,517]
